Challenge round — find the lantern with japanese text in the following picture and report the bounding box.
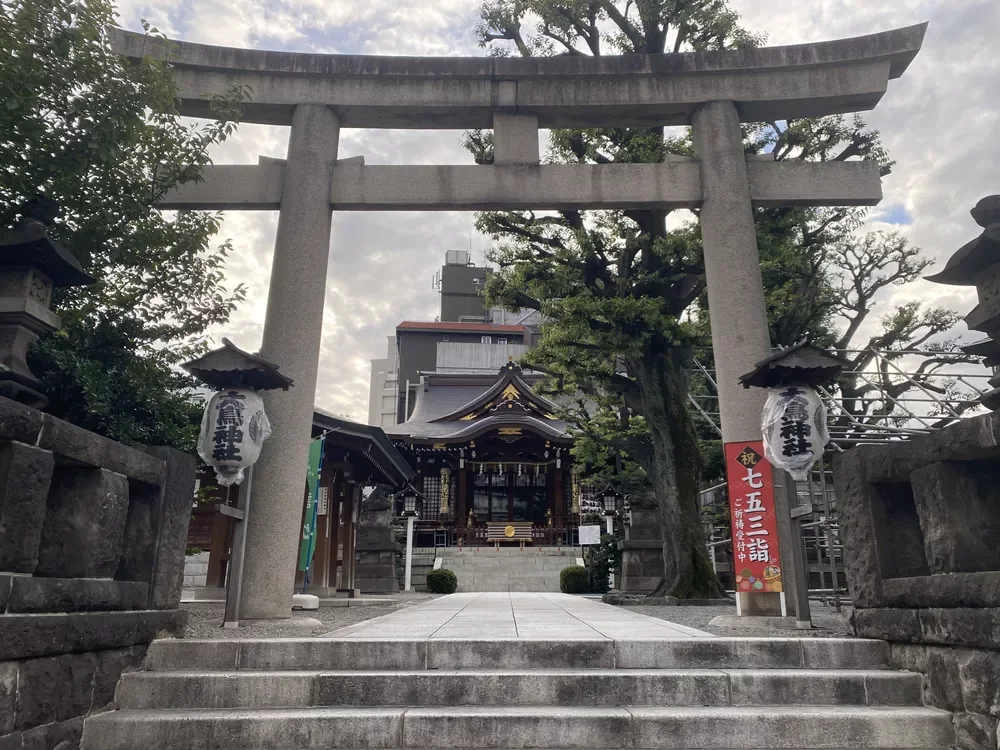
[739,341,847,481]
[761,386,829,481]
[182,338,293,486]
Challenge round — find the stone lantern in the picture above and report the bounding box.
[0,198,94,408]
[926,195,1000,410]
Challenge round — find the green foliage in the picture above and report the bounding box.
[0,0,247,451]
[559,565,590,594]
[470,0,964,597]
[426,568,458,594]
[587,533,621,594]
[185,547,202,557]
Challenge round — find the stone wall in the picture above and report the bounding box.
[833,412,1000,750]
[183,551,210,588]
[0,396,192,749]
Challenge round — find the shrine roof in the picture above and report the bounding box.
[312,410,414,486]
[384,363,572,444]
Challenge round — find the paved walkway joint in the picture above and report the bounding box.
[323,592,713,639]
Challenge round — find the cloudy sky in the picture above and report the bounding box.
[114,0,998,422]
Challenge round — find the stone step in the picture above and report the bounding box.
[144,638,891,672]
[117,669,923,710]
[82,705,954,749]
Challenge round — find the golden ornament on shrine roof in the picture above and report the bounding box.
[504,525,516,538]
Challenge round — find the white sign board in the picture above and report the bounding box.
[578,525,601,546]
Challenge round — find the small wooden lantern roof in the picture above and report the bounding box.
[739,340,848,389]
[182,338,294,391]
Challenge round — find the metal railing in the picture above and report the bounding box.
[691,347,993,447]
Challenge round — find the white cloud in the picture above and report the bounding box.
[113,0,999,420]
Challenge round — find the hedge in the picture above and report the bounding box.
[560,565,590,594]
[427,568,458,594]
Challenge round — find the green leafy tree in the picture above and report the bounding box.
[468,0,914,598]
[0,0,247,451]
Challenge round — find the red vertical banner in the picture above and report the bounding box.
[724,441,783,594]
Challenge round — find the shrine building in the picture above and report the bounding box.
[384,360,582,546]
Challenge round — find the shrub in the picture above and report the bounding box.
[560,566,590,594]
[427,568,458,594]
[185,547,202,556]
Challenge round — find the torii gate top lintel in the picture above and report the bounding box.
[110,24,926,128]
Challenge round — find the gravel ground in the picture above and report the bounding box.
[182,593,437,639]
[624,602,855,638]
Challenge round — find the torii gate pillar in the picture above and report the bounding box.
[692,101,796,613]
[240,105,340,620]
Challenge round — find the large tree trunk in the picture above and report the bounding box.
[629,348,727,599]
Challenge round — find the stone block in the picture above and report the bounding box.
[0,441,54,573]
[884,572,1000,609]
[849,607,921,642]
[7,578,148,613]
[0,609,186,661]
[920,608,1000,649]
[36,467,129,579]
[958,649,1000,716]
[20,717,85,750]
[0,662,15,735]
[238,639,426,671]
[912,462,1000,574]
[625,510,662,542]
[82,706,403,750]
[15,653,95,731]
[118,447,196,610]
[830,450,884,608]
[144,639,239,671]
[861,440,942,484]
[428,639,614,670]
[889,642,930,673]
[955,712,998,750]
[0,575,9,612]
[91,646,148,713]
[926,649,966,712]
[0,395,43,444]
[36,413,165,485]
[0,733,19,750]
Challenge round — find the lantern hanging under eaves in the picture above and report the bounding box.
[197,388,272,486]
[183,338,294,486]
[761,385,829,481]
[739,340,846,482]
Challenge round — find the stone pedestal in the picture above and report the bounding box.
[354,489,401,594]
[619,509,663,594]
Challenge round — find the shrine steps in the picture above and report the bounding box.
[81,637,954,750]
[441,546,577,592]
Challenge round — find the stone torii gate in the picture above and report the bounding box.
[111,24,926,620]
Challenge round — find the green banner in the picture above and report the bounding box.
[298,436,325,572]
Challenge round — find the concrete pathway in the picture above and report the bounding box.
[323,592,712,639]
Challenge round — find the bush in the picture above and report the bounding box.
[185,547,202,556]
[560,566,590,594]
[588,534,622,594]
[426,568,458,594]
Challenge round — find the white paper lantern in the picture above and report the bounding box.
[197,388,272,486]
[761,385,829,481]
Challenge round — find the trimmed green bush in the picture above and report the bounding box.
[426,568,458,594]
[560,565,590,594]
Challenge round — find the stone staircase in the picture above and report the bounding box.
[441,546,578,592]
[82,637,954,749]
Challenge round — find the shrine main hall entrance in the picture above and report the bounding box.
[385,362,577,546]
